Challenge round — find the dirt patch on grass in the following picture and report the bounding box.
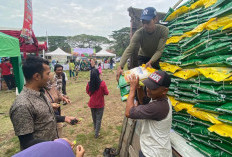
[0,69,126,157]
[62,70,125,156]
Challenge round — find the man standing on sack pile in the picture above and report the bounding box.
[116,7,169,81]
[125,71,172,157]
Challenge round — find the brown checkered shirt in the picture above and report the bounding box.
[10,87,58,140]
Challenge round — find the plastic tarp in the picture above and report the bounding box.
[0,32,24,93]
[0,32,20,57]
[170,130,205,157]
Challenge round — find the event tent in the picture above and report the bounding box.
[96,50,116,69]
[45,47,72,63]
[96,50,116,57]
[0,32,24,93]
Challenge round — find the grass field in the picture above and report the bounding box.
[0,69,125,157]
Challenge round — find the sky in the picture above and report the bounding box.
[0,0,187,38]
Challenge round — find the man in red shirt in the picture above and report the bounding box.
[0,58,15,90]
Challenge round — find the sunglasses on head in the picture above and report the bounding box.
[142,20,151,24]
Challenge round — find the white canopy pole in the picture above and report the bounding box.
[43,49,45,59]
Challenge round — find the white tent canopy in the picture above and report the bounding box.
[45,48,72,64]
[96,50,116,57]
[45,48,72,56]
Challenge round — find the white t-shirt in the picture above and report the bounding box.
[140,98,172,157]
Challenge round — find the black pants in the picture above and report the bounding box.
[90,66,95,70]
[3,74,15,90]
[139,150,146,157]
[138,55,160,69]
[91,108,104,137]
[61,72,67,95]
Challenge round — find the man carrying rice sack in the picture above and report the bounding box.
[125,71,172,157]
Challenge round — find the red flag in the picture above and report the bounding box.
[21,0,33,44]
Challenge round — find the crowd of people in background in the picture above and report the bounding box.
[0,56,115,92]
[9,55,111,157]
[4,6,173,157]
[48,57,114,81]
[9,52,172,157]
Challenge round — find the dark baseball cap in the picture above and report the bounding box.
[140,7,157,21]
[143,70,171,90]
[1,57,8,62]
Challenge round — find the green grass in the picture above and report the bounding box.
[74,128,118,156]
[88,123,93,128]
[69,129,75,135]
[1,136,20,157]
[108,125,113,129]
[116,125,122,133]
[0,69,125,156]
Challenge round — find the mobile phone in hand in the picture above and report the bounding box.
[70,119,78,125]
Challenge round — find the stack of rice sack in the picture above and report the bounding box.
[162,0,232,156]
[118,65,156,101]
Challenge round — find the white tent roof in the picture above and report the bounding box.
[45,48,72,56]
[96,50,116,57]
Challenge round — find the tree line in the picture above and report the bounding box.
[37,27,130,56]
